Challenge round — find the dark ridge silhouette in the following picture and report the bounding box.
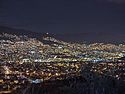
[1,26,125,44]
[0,26,42,39]
[0,26,57,43]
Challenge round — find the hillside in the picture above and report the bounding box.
[0,26,125,44]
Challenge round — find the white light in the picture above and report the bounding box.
[4,66,10,74]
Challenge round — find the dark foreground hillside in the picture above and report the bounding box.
[12,74,125,94]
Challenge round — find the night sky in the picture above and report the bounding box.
[0,0,125,43]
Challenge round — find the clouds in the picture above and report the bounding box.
[98,0,125,4]
[108,0,125,3]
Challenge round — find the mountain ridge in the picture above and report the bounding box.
[0,26,125,44]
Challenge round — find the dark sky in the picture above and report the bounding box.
[0,0,125,35]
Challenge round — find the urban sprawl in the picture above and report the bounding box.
[0,33,125,93]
